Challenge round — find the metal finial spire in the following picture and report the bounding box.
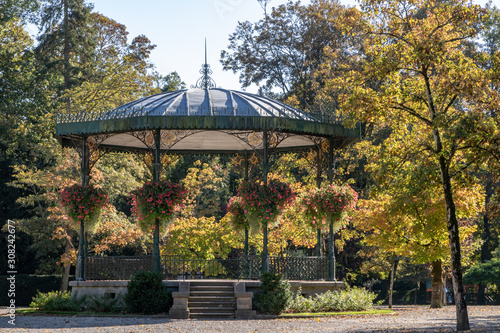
[193,38,216,89]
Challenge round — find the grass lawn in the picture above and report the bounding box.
[280,309,394,317]
[16,308,123,316]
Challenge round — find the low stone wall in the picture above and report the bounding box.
[69,280,180,305]
[70,280,343,299]
[70,279,343,315]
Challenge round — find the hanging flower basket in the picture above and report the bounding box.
[238,179,295,230]
[227,196,250,232]
[60,183,108,233]
[299,184,358,233]
[130,180,186,234]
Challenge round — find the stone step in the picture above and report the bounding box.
[190,313,235,319]
[190,288,234,292]
[189,296,235,303]
[189,281,234,285]
[189,301,235,308]
[187,282,237,319]
[190,290,234,297]
[190,285,233,290]
[189,306,236,313]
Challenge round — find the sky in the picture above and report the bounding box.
[84,0,498,93]
[88,0,350,93]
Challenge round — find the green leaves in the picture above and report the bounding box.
[222,0,365,107]
[463,258,500,289]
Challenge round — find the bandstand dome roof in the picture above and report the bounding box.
[56,87,359,154]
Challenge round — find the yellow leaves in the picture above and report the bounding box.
[330,0,494,136]
[163,216,239,260]
[180,159,226,218]
[354,163,484,265]
[93,206,144,254]
[57,249,76,267]
[0,18,33,55]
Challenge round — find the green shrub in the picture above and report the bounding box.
[80,295,122,313]
[0,275,64,306]
[464,258,500,291]
[30,291,124,313]
[124,271,172,314]
[30,291,82,312]
[254,272,293,315]
[286,286,377,313]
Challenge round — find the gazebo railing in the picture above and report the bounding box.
[162,256,261,280]
[84,255,329,281]
[84,255,153,280]
[55,108,343,126]
[269,256,328,281]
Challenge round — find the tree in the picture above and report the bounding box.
[475,3,500,304]
[91,205,145,255]
[0,0,38,23]
[329,0,499,329]
[35,0,95,104]
[156,71,186,92]
[464,248,500,291]
[0,16,55,220]
[180,159,230,219]
[162,216,239,260]
[0,10,63,274]
[355,159,482,308]
[59,13,158,115]
[221,0,364,106]
[8,149,81,281]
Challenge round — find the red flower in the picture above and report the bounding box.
[59,183,107,233]
[237,179,295,230]
[129,181,186,234]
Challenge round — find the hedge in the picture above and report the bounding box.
[0,274,69,306]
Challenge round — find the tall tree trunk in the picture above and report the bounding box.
[443,276,448,306]
[60,251,71,292]
[60,230,74,292]
[388,256,399,309]
[63,0,72,112]
[436,150,470,330]
[415,281,420,305]
[430,260,443,308]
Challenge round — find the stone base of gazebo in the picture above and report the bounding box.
[69,279,344,319]
[69,279,344,299]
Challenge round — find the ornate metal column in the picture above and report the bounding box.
[262,130,269,274]
[77,136,89,281]
[244,152,249,257]
[153,129,162,273]
[316,147,323,257]
[327,136,336,281]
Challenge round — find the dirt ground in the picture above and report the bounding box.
[1,305,499,332]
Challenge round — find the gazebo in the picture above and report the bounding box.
[55,62,359,284]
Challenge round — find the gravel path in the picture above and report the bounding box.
[1,305,499,333]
